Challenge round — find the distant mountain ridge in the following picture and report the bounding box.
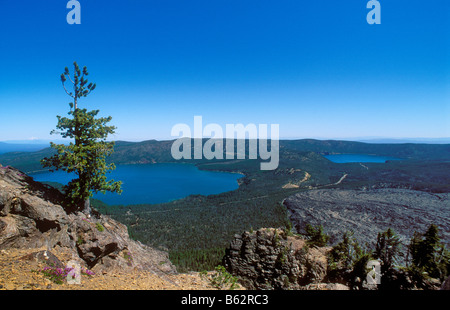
[0,142,49,154]
[356,138,450,144]
[281,139,450,159]
[0,138,449,174]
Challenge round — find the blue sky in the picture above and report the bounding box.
[0,0,449,141]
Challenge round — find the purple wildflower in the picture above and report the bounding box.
[82,268,95,276]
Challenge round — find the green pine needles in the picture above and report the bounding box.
[42,62,122,214]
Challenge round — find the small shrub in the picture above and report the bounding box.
[76,235,84,245]
[95,222,104,232]
[81,268,95,277]
[36,266,74,284]
[201,265,238,290]
[304,224,329,247]
[34,265,95,284]
[124,251,133,266]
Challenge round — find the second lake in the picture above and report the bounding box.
[324,154,402,163]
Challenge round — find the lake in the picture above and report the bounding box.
[324,154,402,163]
[31,163,243,205]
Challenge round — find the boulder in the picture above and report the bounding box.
[20,250,64,269]
[223,228,330,290]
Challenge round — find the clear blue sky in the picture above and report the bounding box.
[0,0,449,141]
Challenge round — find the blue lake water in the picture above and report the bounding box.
[31,163,243,205]
[324,154,402,163]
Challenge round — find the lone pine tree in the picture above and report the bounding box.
[42,62,122,214]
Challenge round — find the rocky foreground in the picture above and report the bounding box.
[0,164,218,290]
[0,247,215,290]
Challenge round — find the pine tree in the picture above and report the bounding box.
[408,224,450,282]
[41,62,122,214]
[327,231,370,289]
[374,228,404,289]
[374,228,402,272]
[304,224,329,247]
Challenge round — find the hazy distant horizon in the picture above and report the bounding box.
[2,136,450,145]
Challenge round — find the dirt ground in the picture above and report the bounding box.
[0,247,228,291]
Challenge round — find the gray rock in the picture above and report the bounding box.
[223,228,330,290]
[0,165,176,274]
[20,250,64,269]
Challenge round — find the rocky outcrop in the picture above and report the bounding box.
[223,228,342,290]
[0,164,176,275]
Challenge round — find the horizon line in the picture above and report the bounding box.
[2,137,450,145]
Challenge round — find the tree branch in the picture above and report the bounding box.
[62,82,74,98]
[66,73,75,85]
